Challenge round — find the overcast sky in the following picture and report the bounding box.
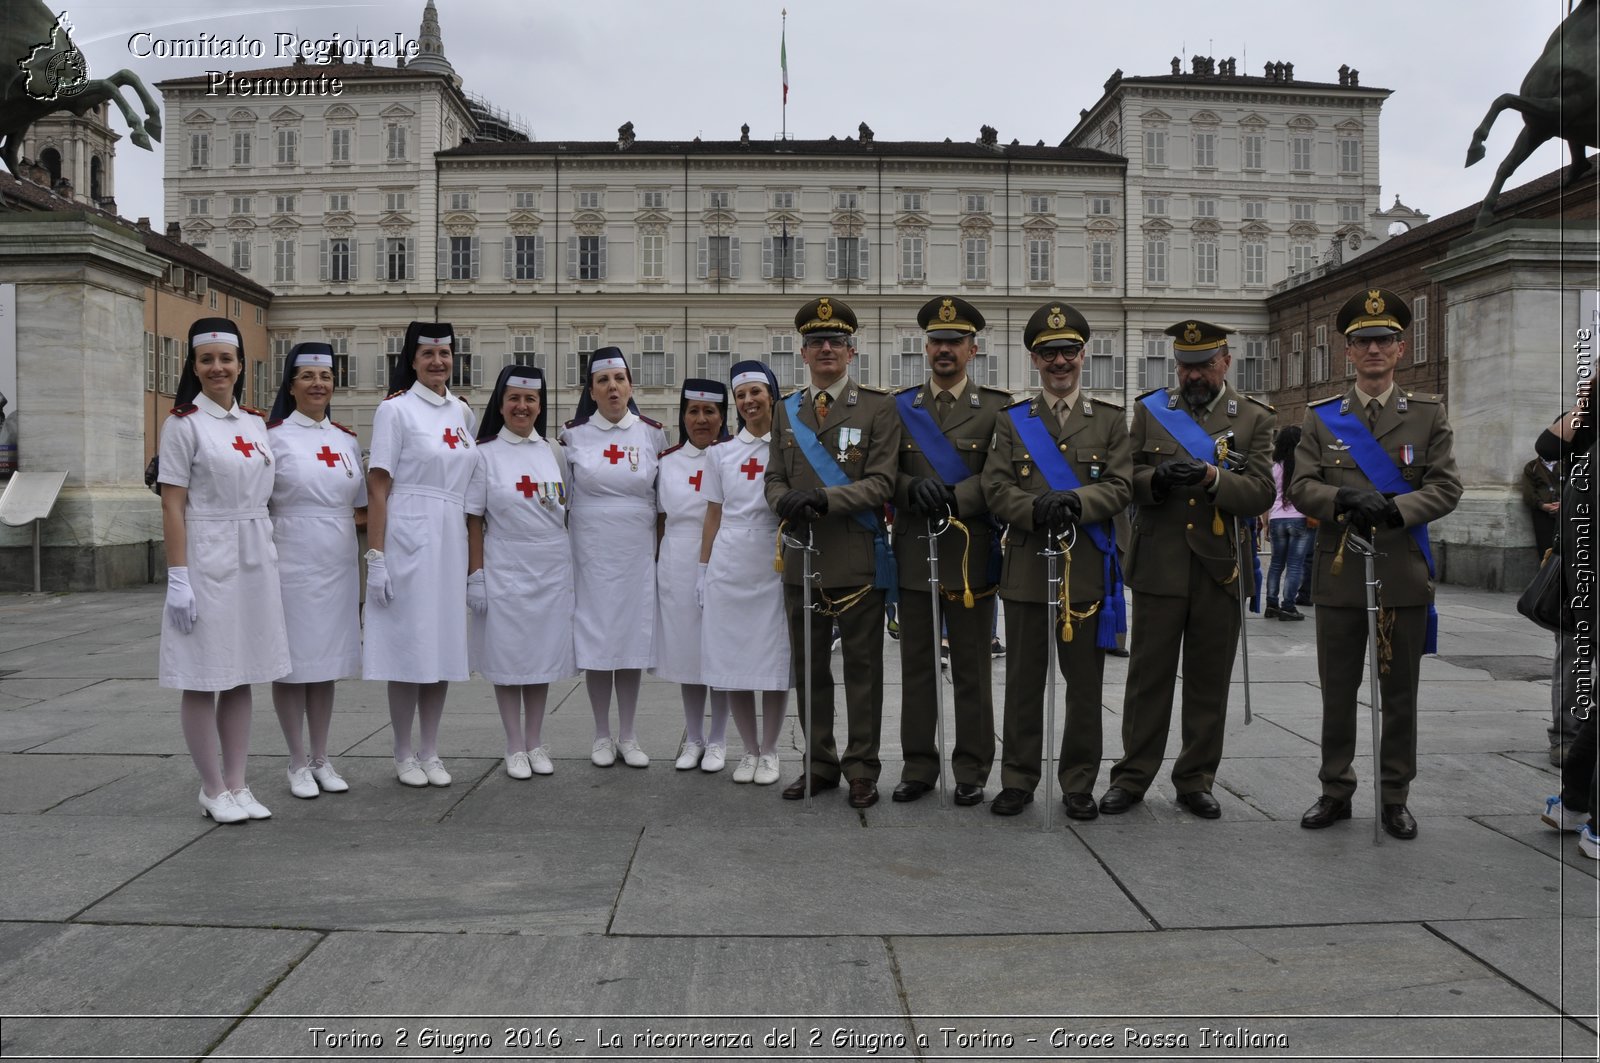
[54,0,1578,228]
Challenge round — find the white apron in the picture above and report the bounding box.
[650,442,713,684]
[701,430,791,691]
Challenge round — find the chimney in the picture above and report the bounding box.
[978,124,998,148]
[740,123,750,144]
[135,216,151,231]
[617,121,635,149]
[166,221,181,240]
[858,121,874,143]
[1348,68,1359,86]
[1283,62,1294,81]
[1171,56,1181,75]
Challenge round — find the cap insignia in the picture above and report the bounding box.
[938,298,957,323]
[817,298,833,321]
[1047,307,1066,330]
[1183,322,1202,345]
[1365,289,1385,316]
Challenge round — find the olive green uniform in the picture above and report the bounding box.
[765,377,901,784]
[1109,383,1276,797]
[1289,385,1462,804]
[892,380,1010,788]
[981,392,1133,794]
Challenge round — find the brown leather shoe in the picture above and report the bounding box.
[848,778,879,808]
[781,774,839,800]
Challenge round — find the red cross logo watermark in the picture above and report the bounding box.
[232,436,255,458]
[688,471,703,492]
[515,476,537,499]
[442,428,462,449]
[740,457,765,480]
[602,444,626,465]
[315,446,340,467]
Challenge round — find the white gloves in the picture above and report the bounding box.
[467,569,488,616]
[695,563,709,608]
[366,550,394,605]
[165,566,197,634]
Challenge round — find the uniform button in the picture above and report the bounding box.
[1188,498,1197,507]
[1186,523,1194,530]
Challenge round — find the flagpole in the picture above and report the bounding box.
[781,7,788,140]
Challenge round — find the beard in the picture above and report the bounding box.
[1182,379,1219,406]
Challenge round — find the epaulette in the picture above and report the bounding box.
[707,435,733,447]
[979,384,1013,397]
[240,404,266,418]
[477,435,499,446]
[563,416,588,430]
[383,389,408,401]
[1088,396,1124,411]
[659,441,687,458]
[332,420,358,437]
[857,383,890,395]
[458,395,472,407]
[895,383,921,395]
[1308,394,1342,407]
[1135,386,1165,401]
[783,387,805,400]
[170,403,198,417]
[1002,397,1031,411]
[265,418,284,430]
[1403,391,1444,404]
[1245,394,1276,413]
[639,414,665,429]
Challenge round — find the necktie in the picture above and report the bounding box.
[814,390,831,423]
[1054,399,1070,433]
[1367,400,1381,431]
[934,392,954,427]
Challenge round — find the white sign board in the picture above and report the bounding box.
[0,470,67,527]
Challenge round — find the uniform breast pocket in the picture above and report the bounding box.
[1075,448,1109,483]
[1399,464,1430,484]
[1141,440,1175,458]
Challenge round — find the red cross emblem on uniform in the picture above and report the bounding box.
[688,471,703,492]
[602,444,626,465]
[315,446,339,467]
[515,476,537,498]
[740,457,765,480]
[442,428,462,449]
[232,436,255,458]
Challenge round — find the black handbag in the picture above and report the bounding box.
[1517,544,1564,632]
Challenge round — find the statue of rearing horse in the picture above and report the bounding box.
[1465,0,1599,230]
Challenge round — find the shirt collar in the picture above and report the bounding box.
[195,393,238,419]
[738,427,772,444]
[810,377,848,403]
[930,378,969,404]
[1356,383,1397,410]
[287,409,324,428]
[595,410,639,431]
[498,425,537,445]
[409,380,453,407]
[1191,382,1228,417]
[1042,387,1080,417]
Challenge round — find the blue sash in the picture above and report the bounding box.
[896,387,1003,584]
[1139,389,1221,462]
[783,390,897,601]
[1007,404,1126,650]
[1312,402,1439,654]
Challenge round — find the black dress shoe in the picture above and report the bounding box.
[1176,790,1222,819]
[782,774,839,800]
[892,779,932,803]
[1300,795,1352,829]
[1381,803,1418,839]
[990,787,1034,816]
[848,778,879,808]
[1062,792,1099,820]
[1107,647,1130,658]
[1277,607,1306,622]
[1098,786,1143,815]
[953,782,984,806]
[1263,603,1281,619]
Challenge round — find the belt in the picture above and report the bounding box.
[186,507,268,522]
[271,505,350,518]
[391,484,464,506]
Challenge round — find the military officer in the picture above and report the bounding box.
[765,297,902,809]
[1098,321,1276,819]
[1289,287,1462,840]
[890,296,1010,807]
[981,302,1133,818]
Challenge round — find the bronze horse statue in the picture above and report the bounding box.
[1466,0,1598,229]
[0,2,161,176]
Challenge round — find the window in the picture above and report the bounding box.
[764,233,804,279]
[569,235,606,280]
[1194,131,1216,168]
[636,232,662,280]
[231,196,252,215]
[828,235,869,281]
[1194,197,1217,218]
[232,298,241,317]
[1090,238,1115,284]
[510,330,541,370]
[209,289,218,309]
[569,329,600,386]
[701,329,729,384]
[383,332,402,383]
[449,332,478,389]
[771,333,800,387]
[705,190,731,210]
[145,331,156,391]
[900,234,924,282]
[969,334,998,387]
[698,234,739,280]
[1084,333,1123,391]
[641,329,670,386]
[253,359,270,408]
[1239,336,1266,392]
[1145,128,1166,166]
[508,234,545,281]
[835,191,859,211]
[1412,294,1429,363]
[323,237,353,282]
[1287,331,1304,387]
[1290,134,1313,171]
[771,190,795,210]
[1290,242,1314,275]
[1088,196,1114,216]
[327,194,350,213]
[1145,236,1168,284]
[1027,236,1052,283]
[384,237,413,281]
[894,331,926,388]
[900,192,923,212]
[1194,239,1218,285]
[1144,195,1167,216]
[1291,202,1314,222]
[1242,199,1266,220]
[576,190,601,211]
[231,130,251,166]
[1339,137,1361,174]
[329,127,351,164]
[187,197,209,216]
[1026,194,1052,214]
[160,336,180,394]
[275,128,297,164]
[1311,327,1329,382]
[516,191,539,209]
[1339,202,1362,224]
[385,123,407,161]
[254,306,263,324]
[448,235,479,280]
[189,132,209,168]
[385,192,407,212]
[231,238,251,272]
[1142,332,1174,389]
[963,236,988,282]
[450,192,473,211]
[1243,241,1265,285]
[327,331,352,388]
[273,236,295,283]
[274,195,295,214]
[963,193,989,214]
[1243,132,1264,170]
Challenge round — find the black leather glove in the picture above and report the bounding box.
[1032,490,1079,529]
[908,477,955,517]
[1334,485,1393,528]
[776,490,815,522]
[1150,458,1208,500]
[1056,489,1083,525]
[806,488,829,518]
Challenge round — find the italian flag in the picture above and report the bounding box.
[781,25,788,104]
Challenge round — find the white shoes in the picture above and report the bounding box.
[753,752,781,786]
[1582,824,1600,861]
[701,743,726,773]
[309,758,349,793]
[675,740,705,770]
[506,751,533,780]
[395,755,428,787]
[618,738,650,768]
[731,753,758,783]
[230,786,271,819]
[527,746,554,775]
[1542,795,1589,832]
[287,765,318,799]
[198,788,248,824]
[591,737,617,767]
[420,757,451,786]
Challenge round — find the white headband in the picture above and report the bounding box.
[684,388,722,403]
[192,331,240,349]
[505,374,542,391]
[590,355,627,373]
[731,371,768,390]
[415,335,452,347]
[293,352,334,367]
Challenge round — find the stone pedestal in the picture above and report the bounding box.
[1425,221,1599,592]
[0,213,166,591]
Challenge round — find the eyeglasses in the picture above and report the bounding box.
[1349,335,1399,350]
[802,337,850,351]
[1180,356,1224,373]
[1034,346,1084,363]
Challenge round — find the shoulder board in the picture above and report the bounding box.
[1403,391,1444,404]
[265,418,284,430]
[709,435,736,448]
[383,389,409,401]
[170,403,198,417]
[1002,397,1031,411]
[1245,394,1276,413]
[458,395,471,407]
[1088,396,1124,411]
[477,435,499,446]
[783,387,805,400]
[332,420,358,437]
[563,416,588,429]
[1135,387,1165,401]
[857,383,889,395]
[659,441,687,458]
[1308,395,1342,407]
[895,383,922,396]
[639,415,665,429]
[240,405,266,418]
[979,384,1013,397]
